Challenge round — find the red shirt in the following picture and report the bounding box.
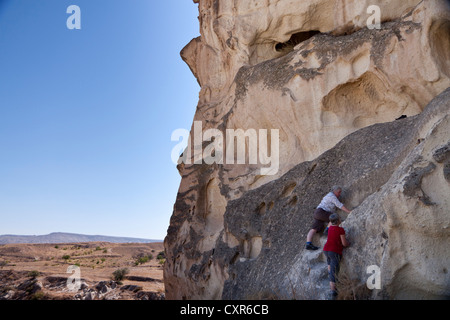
[323,225,346,255]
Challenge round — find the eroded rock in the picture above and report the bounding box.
[164,0,450,299]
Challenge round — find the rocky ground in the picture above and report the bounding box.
[0,242,165,300]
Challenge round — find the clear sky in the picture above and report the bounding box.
[0,0,200,240]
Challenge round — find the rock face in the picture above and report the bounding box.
[164,0,450,299]
[221,88,450,300]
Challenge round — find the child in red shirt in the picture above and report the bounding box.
[323,213,350,298]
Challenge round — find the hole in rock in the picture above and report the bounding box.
[245,237,262,259]
[230,252,240,265]
[275,30,321,53]
[321,71,422,129]
[430,19,450,79]
[256,202,266,215]
[288,195,298,207]
[281,182,297,197]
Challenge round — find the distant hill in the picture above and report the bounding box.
[0,232,162,244]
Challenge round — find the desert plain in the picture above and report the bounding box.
[0,241,165,300]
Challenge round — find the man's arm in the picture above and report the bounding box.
[331,194,351,214]
[341,206,352,214]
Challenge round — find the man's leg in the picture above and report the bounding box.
[306,209,330,250]
[306,228,319,250]
[306,229,316,242]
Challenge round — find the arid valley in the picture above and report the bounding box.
[0,241,165,300]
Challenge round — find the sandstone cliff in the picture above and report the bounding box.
[164,0,450,299]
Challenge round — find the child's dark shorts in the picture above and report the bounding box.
[324,251,342,283]
[311,208,332,232]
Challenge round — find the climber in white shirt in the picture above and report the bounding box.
[305,186,352,250]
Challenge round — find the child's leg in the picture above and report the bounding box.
[325,252,334,291]
[328,264,334,291]
[328,252,340,293]
[330,281,336,292]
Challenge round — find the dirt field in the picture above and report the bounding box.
[0,241,165,300]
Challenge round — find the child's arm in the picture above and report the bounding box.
[340,234,350,247]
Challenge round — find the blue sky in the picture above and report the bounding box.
[0,0,200,240]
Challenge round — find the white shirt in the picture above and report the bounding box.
[317,192,344,213]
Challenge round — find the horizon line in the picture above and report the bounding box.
[0,231,164,241]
